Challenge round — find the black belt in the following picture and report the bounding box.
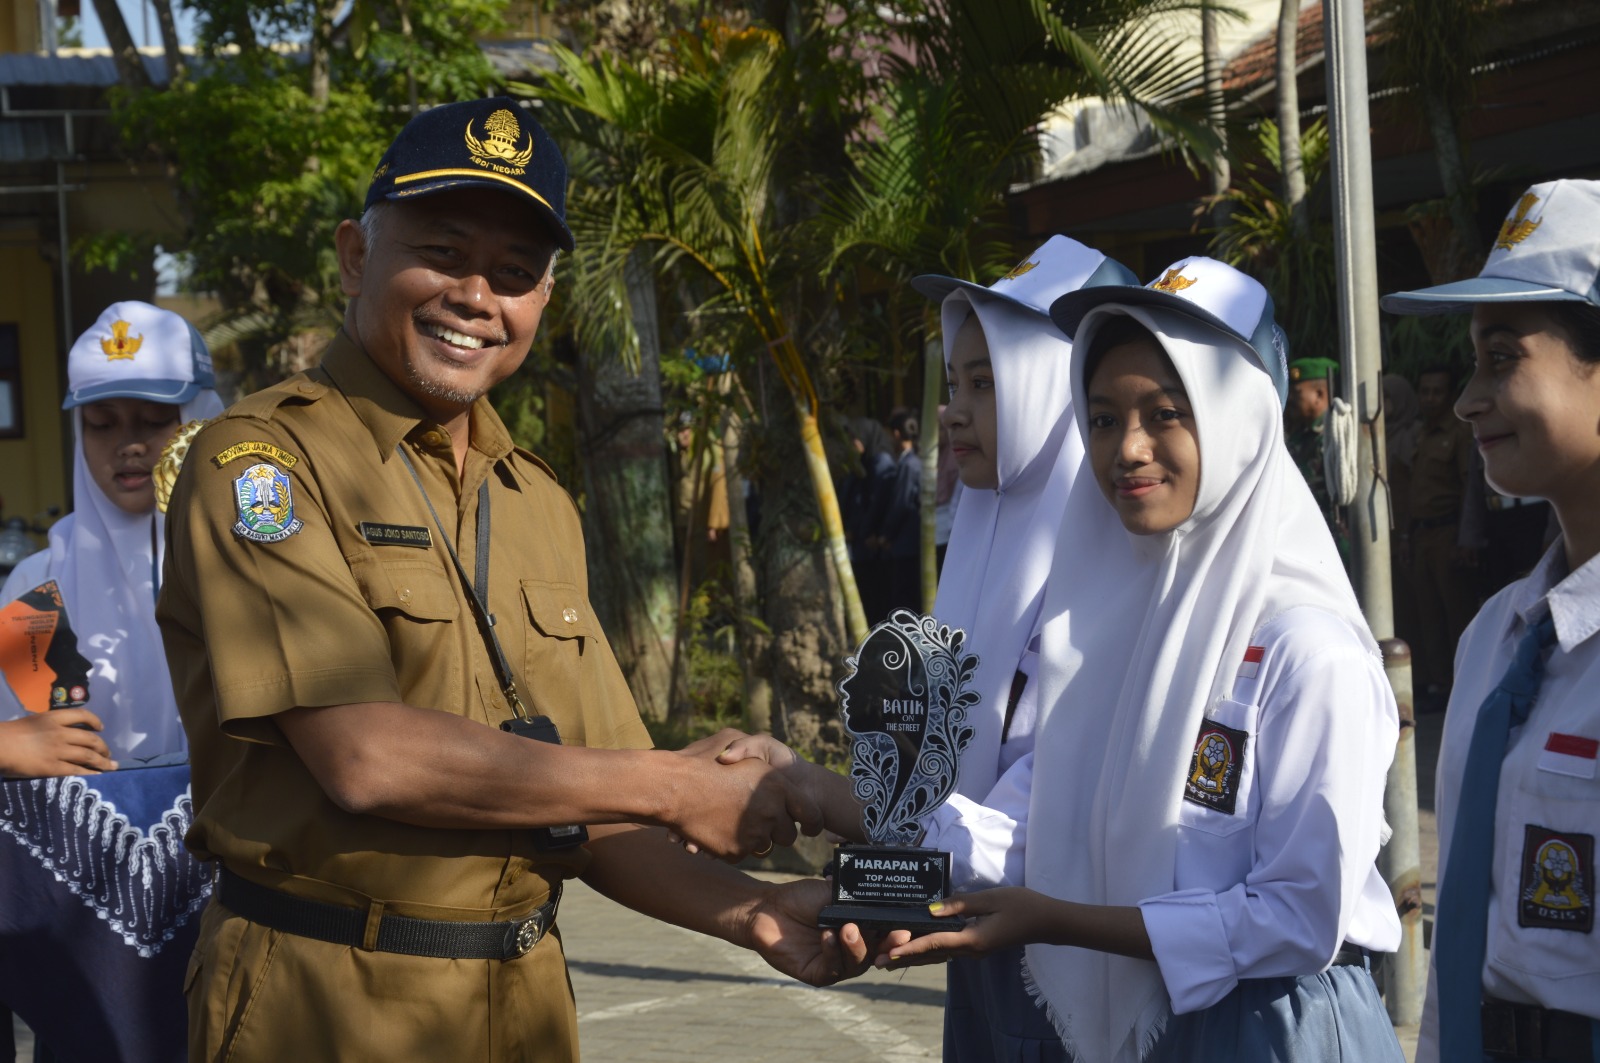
[217,868,560,961]
[1330,943,1370,968]
[1483,997,1597,1062]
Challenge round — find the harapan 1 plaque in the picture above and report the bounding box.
[818,608,978,935]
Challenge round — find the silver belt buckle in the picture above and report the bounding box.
[505,911,545,960]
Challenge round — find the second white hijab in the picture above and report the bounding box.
[1021,302,1374,1061]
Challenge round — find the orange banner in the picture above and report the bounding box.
[0,580,91,712]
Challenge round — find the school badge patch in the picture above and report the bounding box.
[1519,825,1594,933]
[232,462,303,543]
[1183,717,1249,815]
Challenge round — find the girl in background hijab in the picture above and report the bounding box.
[912,236,1136,1062]
[883,259,1403,1063]
[0,302,223,775]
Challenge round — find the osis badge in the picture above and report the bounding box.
[1184,716,1249,815]
[1519,825,1594,933]
[232,462,303,543]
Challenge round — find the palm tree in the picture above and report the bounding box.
[534,25,874,649]
[823,0,1217,607]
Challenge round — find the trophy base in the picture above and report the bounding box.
[815,843,960,937]
[816,902,964,936]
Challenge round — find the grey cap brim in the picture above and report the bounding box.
[1051,285,1239,345]
[910,274,1048,316]
[1379,276,1591,316]
[1050,284,1290,405]
[64,378,203,409]
[383,177,576,252]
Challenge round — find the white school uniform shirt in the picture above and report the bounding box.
[924,605,1402,1016]
[1416,541,1600,1063]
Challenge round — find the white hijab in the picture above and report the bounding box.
[932,290,1082,800]
[0,391,223,764]
[1022,304,1373,1061]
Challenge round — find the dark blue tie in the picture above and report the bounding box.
[1436,611,1559,1062]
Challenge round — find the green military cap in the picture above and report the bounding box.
[1287,356,1340,383]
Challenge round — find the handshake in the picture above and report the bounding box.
[661,728,861,861]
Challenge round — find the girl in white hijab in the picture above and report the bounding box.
[716,236,1136,1061]
[0,302,223,774]
[881,258,1404,1063]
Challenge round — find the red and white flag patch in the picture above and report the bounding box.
[1539,733,1599,781]
[1238,645,1265,680]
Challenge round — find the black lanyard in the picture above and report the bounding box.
[397,446,531,721]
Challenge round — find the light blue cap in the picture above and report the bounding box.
[1381,180,1600,315]
[912,235,1140,319]
[63,301,215,409]
[1050,256,1292,404]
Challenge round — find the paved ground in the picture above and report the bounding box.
[10,714,1446,1062]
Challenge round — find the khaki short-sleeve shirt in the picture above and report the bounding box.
[159,331,651,915]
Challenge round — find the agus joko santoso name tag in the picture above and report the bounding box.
[818,609,978,936]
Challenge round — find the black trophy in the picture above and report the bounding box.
[817,609,979,936]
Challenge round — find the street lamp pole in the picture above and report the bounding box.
[1322,0,1425,1025]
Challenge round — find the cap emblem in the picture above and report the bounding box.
[1289,365,1301,381]
[465,110,534,176]
[1000,259,1038,282]
[99,320,143,361]
[1151,268,1196,293]
[1494,192,1542,251]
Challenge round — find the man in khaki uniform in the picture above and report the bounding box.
[158,98,859,1061]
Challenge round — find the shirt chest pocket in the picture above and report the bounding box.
[350,555,459,622]
[1178,698,1261,838]
[520,580,599,719]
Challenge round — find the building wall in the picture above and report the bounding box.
[3,0,44,55]
[0,242,66,532]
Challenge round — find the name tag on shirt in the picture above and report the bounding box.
[359,522,433,549]
[1538,733,1599,780]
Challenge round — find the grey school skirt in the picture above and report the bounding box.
[946,952,1401,1063]
[1146,958,1404,1063]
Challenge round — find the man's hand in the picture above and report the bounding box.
[664,753,822,861]
[0,710,116,777]
[745,877,874,987]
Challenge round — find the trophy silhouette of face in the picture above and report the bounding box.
[839,623,929,822]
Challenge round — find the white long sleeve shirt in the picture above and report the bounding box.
[923,606,1402,1015]
[1416,541,1600,1063]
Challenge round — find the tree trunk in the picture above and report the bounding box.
[577,251,680,722]
[149,0,184,82]
[1421,87,1484,277]
[721,407,773,734]
[309,0,338,110]
[1276,0,1308,237]
[754,400,849,765]
[797,402,868,647]
[918,336,940,612]
[88,0,151,89]
[1202,0,1231,217]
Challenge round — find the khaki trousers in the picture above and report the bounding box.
[185,899,579,1062]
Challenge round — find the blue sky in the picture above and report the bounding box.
[78,0,199,50]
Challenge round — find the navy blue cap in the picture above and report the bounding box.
[364,97,575,252]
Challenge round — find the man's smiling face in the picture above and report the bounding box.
[337,189,558,423]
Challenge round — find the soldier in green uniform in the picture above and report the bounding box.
[1284,356,1349,558]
